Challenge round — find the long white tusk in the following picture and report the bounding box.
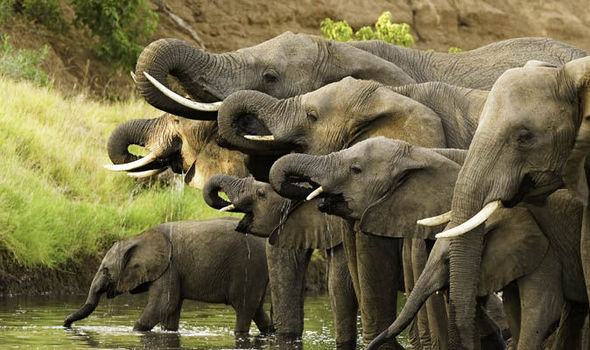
[306,186,324,201]
[417,211,452,226]
[244,135,275,141]
[126,167,167,178]
[219,204,235,212]
[104,152,158,172]
[435,200,502,239]
[143,72,222,112]
[130,71,137,83]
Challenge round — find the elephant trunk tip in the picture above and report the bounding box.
[366,332,388,350]
[63,303,97,328]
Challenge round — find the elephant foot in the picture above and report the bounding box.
[257,324,276,336]
[274,333,303,349]
[336,339,357,350]
[234,331,250,339]
[133,322,153,332]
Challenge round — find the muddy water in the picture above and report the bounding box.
[0,294,410,349]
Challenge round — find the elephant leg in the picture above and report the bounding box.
[134,269,181,331]
[403,239,423,350]
[475,299,504,350]
[327,244,358,349]
[516,250,562,350]
[501,283,521,349]
[266,242,312,340]
[252,297,273,335]
[356,232,403,349]
[161,299,183,331]
[551,301,588,350]
[484,294,510,341]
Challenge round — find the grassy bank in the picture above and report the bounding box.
[0,78,232,272]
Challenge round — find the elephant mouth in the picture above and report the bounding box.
[318,194,353,217]
[236,213,254,233]
[503,171,564,207]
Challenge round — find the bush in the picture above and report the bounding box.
[0,35,51,87]
[0,0,15,25]
[320,11,414,47]
[22,0,68,32]
[71,0,158,70]
[448,46,462,53]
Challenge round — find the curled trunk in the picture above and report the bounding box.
[203,174,236,209]
[269,153,335,200]
[135,38,221,120]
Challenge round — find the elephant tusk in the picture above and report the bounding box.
[244,135,275,141]
[143,72,222,112]
[417,211,452,226]
[104,152,158,172]
[306,186,324,201]
[219,204,235,212]
[127,167,167,178]
[435,200,502,239]
[130,71,137,83]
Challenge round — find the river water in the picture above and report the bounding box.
[0,293,410,349]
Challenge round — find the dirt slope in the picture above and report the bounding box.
[2,0,589,99]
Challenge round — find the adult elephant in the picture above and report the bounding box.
[105,115,308,342]
[420,56,590,349]
[269,137,586,349]
[202,175,360,349]
[134,32,585,120]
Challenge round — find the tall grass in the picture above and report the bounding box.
[0,77,233,269]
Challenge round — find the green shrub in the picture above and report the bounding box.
[0,35,51,87]
[71,0,158,70]
[448,46,462,53]
[22,0,68,32]
[0,0,15,25]
[320,11,414,47]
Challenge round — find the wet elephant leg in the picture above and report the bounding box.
[266,242,312,340]
[135,269,181,331]
[551,301,588,350]
[501,283,520,349]
[327,244,358,349]
[356,232,403,349]
[403,239,423,350]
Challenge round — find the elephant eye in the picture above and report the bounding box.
[515,128,535,147]
[263,71,279,83]
[306,111,318,122]
[351,165,362,174]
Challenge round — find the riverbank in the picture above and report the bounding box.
[0,78,327,296]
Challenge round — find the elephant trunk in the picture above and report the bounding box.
[203,174,251,210]
[368,241,449,350]
[64,272,105,327]
[217,90,294,155]
[269,153,335,200]
[135,38,223,120]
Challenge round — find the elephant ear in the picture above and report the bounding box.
[563,56,590,204]
[116,229,172,293]
[269,199,347,249]
[478,207,549,295]
[359,150,459,239]
[349,86,447,148]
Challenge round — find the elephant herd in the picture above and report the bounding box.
[64,31,590,349]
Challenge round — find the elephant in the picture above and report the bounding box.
[202,174,359,349]
[63,218,273,336]
[133,32,586,121]
[421,56,590,349]
[268,136,585,349]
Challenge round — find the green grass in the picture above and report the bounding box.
[0,35,51,87]
[0,77,234,269]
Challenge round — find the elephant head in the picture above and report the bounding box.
[135,32,415,120]
[64,230,171,327]
[268,137,461,238]
[105,113,249,188]
[216,77,447,156]
[202,174,345,250]
[428,56,590,348]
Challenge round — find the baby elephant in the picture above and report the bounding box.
[64,218,273,336]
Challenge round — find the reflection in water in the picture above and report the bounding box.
[0,293,408,349]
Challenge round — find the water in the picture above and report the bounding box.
[0,293,410,349]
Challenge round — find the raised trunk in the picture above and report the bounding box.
[202,174,240,209]
[63,272,104,327]
[217,90,293,155]
[269,153,335,200]
[107,117,165,171]
[135,38,224,120]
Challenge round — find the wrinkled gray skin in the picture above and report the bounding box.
[268,137,584,349]
[438,56,590,349]
[64,219,272,336]
[202,175,358,349]
[135,32,585,120]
